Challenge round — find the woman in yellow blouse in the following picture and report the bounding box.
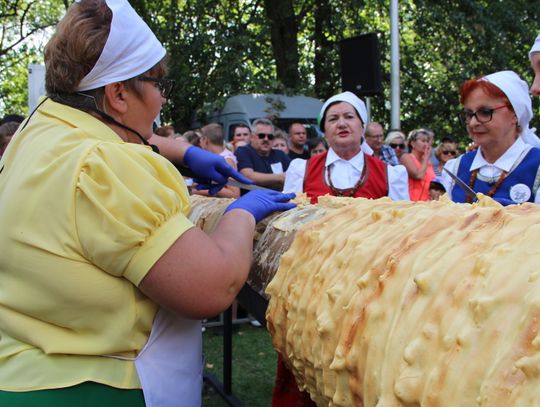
[0,1,295,406]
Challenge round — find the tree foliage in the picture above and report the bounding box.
[395,0,540,144]
[1,0,539,148]
[0,0,67,114]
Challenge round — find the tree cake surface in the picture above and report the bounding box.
[266,195,540,406]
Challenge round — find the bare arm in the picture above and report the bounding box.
[148,135,190,165]
[139,209,255,319]
[399,149,431,180]
[193,185,240,198]
[192,157,240,198]
[240,168,285,189]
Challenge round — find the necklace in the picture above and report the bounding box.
[326,163,368,197]
[466,169,508,203]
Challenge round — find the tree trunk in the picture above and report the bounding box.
[263,0,299,89]
[313,0,335,100]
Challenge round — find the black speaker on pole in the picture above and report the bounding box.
[339,33,383,97]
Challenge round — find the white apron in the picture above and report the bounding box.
[136,307,203,407]
[107,307,203,407]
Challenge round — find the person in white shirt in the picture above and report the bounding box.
[282,91,409,202]
[441,70,540,205]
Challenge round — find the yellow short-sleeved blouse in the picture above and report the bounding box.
[0,99,193,391]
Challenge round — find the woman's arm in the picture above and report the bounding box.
[400,149,431,180]
[139,210,255,319]
[149,135,190,165]
[239,168,285,189]
[192,185,240,198]
[139,190,296,319]
[149,136,254,194]
[192,157,240,198]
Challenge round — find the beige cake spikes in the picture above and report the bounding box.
[188,193,540,406]
[266,195,540,406]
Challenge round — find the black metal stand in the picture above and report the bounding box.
[202,284,269,406]
[203,306,245,407]
[237,284,268,326]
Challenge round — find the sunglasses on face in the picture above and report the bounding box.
[442,150,457,156]
[457,105,507,125]
[138,76,176,98]
[257,133,274,140]
[389,143,405,149]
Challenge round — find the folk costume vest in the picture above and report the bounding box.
[453,146,540,205]
[303,151,388,204]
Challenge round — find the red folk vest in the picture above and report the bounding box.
[303,151,388,204]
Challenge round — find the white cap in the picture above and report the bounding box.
[529,34,540,61]
[319,91,368,131]
[76,0,166,91]
[481,70,540,147]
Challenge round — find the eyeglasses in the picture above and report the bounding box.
[257,133,274,140]
[442,150,457,156]
[458,105,507,125]
[389,143,405,149]
[138,76,175,98]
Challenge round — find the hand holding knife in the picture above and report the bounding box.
[175,163,273,194]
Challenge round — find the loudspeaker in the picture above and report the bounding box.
[339,33,383,97]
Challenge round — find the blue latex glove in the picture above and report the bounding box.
[224,190,297,223]
[183,146,254,195]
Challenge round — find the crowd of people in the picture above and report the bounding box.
[0,109,471,205]
[148,107,468,205]
[147,84,539,206]
[1,0,540,406]
[168,64,540,208]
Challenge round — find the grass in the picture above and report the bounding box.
[202,322,277,407]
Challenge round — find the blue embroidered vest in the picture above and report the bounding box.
[452,146,540,205]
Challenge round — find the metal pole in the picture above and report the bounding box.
[390,0,400,129]
[223,306,233,394]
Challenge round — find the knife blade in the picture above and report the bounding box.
[443,167,478,203]
[225,179,275,192]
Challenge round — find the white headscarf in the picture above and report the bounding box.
[529,34,540,61]
[319,91,368,130]
[481,70,540,147]
[76,0,166,91]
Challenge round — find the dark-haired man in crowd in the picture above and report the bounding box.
[287,122,309,160]
[0,114,24,126]
[0,122,21,158]
[235,118,291,191]
[230,123,252,151]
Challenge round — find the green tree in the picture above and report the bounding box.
[1,0,539,147]
[133,0,278,130]
[389,0,539,146]
[0,0,67,115]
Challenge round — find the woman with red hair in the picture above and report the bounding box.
[441,71,540,205]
